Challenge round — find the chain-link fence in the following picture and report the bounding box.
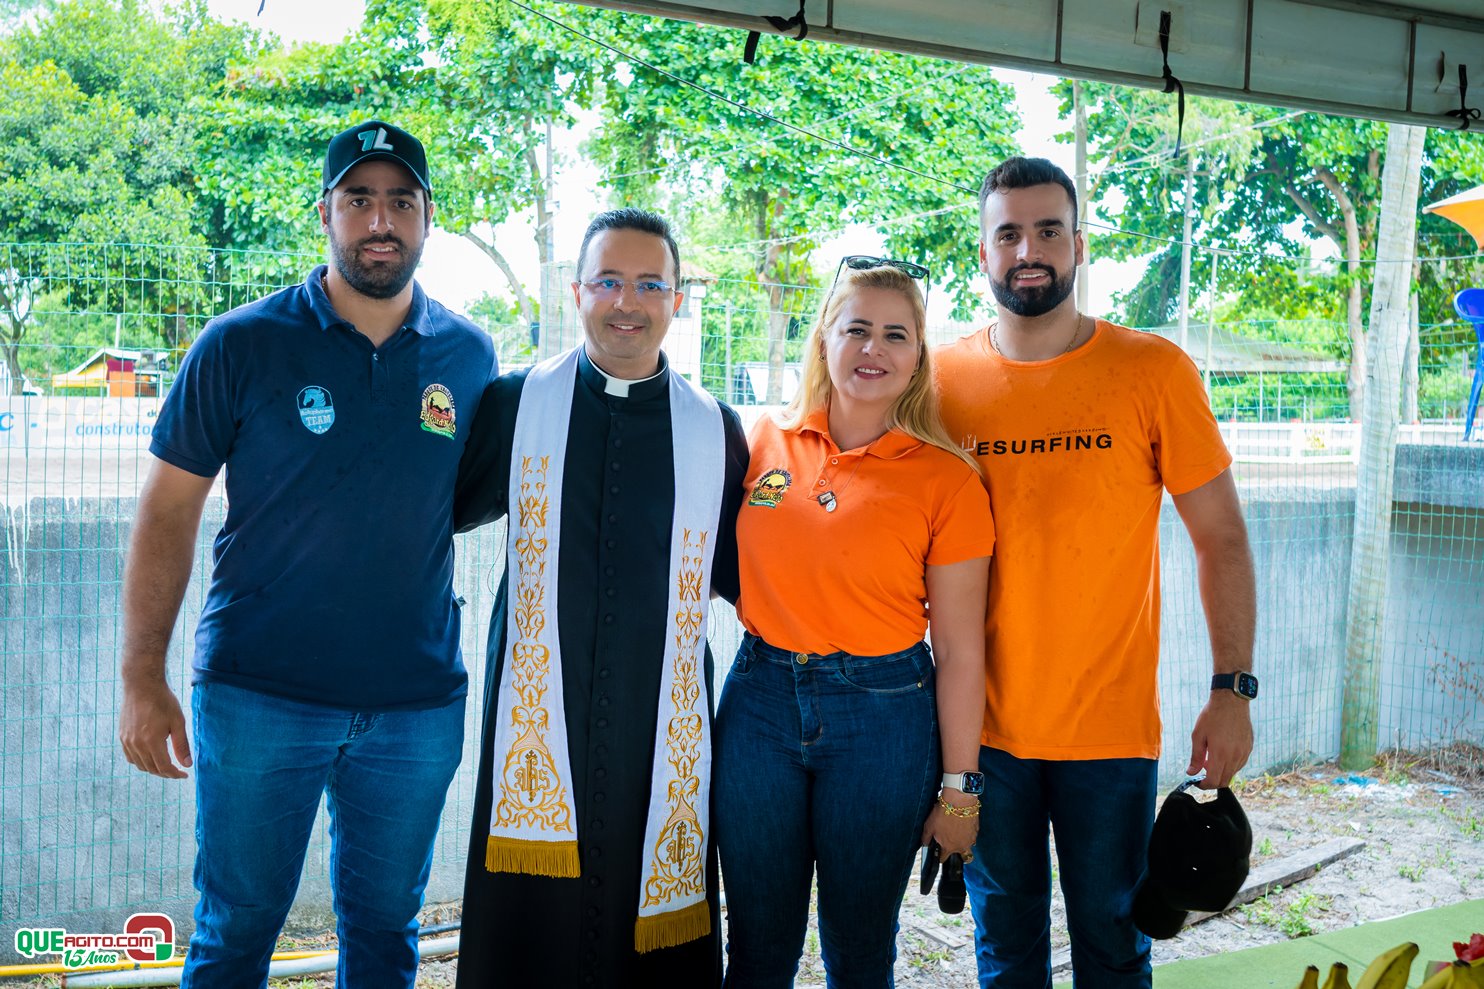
[2,243,1481,949]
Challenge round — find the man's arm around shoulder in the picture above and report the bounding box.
[118,458,215,779]
[454,370,520,534]
[1171,468,1256,789]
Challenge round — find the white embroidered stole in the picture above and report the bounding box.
[485,348,581,879]
[485,347,726,954]
[634,366,724,951]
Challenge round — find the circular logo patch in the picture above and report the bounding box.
[747,468,792,508]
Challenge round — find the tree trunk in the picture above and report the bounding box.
[2,341,21,396]
[1345,276,1365,417]
[1177,156,1195,354]
[525,128,557,346]
[1402,290,1419,424]
[759,195,790,405]
[1074,80,1089,314]
[765,280,788,405]
[0,275,32,396]
[462,232,536,328]
[1338,123,1425,771]
[1316,166,1365,417]
[528,130,553,271]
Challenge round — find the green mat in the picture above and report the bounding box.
[1050,899,1484,989]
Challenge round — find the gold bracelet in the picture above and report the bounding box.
[938,795,981,818]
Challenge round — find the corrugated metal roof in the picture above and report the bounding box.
[558,0,1484,130]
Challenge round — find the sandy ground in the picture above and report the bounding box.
[395,751,1484,989]
[4,753,1480,988]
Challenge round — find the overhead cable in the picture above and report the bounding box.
[509,0,979,195]
[512,2,1483,269]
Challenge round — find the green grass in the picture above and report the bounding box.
[1442,804,1484,840]
[1241,886,1333,938]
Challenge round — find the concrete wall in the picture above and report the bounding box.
[0,497,505,954]
[1157,491,1483,778]
[1396,443,1484,510]
[3,487,1481,954]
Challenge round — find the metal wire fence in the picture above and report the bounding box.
[2,243,1481,949]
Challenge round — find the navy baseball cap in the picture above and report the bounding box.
[322,120,431,196]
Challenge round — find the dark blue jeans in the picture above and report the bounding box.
[963,747,1157,989]
[182,682,464,989]
[714,633,940,989]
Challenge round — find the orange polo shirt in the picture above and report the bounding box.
[935,321,1232,761]
[736,408,995,657]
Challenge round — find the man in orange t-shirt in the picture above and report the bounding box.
[935,157,1256,989]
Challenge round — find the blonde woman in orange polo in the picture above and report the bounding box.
[714,258,995,988]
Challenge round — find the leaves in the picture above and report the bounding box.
[0,0,284,369]
[592,18,1018,271]
[575,13,1020,395]
[1057,77,1484,418]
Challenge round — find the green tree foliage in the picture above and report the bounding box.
[204,0,594,325]
[1,0,607,375]
[578,14,1020,398]
[1052,81,1265,325]
[402,1,592,326]
[3,0,264,242]
[680,197,804,399]
[195,24,411,257]
[1058,78,1484,418]
[0,0,263,389]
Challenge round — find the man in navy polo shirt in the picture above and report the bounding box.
[117,120,498,987]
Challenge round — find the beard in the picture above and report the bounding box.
[328,231,424,300]
[990,263,1076,317]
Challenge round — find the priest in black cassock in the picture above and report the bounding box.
[452,208,748,988]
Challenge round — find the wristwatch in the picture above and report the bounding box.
[1211,671,1259,700]
[941,771,986,796]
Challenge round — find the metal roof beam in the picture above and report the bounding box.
[1291,0,1484,34]
[552,0,1484,130]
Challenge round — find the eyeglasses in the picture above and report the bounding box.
[580,277,675,300]
[826,255,931,310]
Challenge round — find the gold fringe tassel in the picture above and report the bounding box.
[485,836,580,878]
[633,900,712,954]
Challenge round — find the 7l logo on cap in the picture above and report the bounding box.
[358,127,395,153]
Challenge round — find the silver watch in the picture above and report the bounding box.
[941,772,985,796]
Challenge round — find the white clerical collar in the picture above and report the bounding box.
[588,355,666,397]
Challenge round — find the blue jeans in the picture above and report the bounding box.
[714,633,940,989]
[963,748,1157,989]
[182,682,464,989]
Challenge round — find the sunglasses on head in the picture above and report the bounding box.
[825,255,932,311]
[842,255,929,279]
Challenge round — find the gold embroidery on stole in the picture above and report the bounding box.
[486,455,580,877]
[634,528,713,950]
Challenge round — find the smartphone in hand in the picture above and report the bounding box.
[919,839,942,895]
[919,838,967,913]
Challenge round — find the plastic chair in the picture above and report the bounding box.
[1451,288,1484,441]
